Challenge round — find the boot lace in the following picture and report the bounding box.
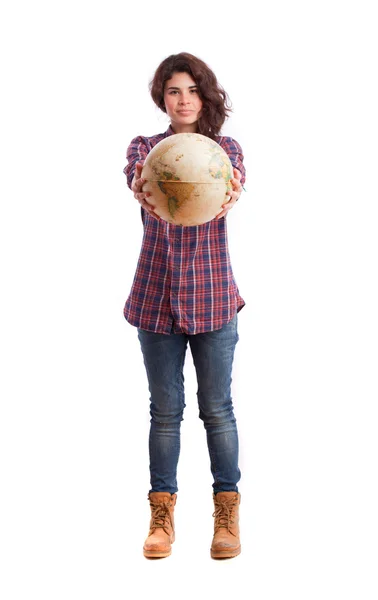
[149,500,173,535]
[213,497,238,536]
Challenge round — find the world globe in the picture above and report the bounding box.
[141,132,233,226]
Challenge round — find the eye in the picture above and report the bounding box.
[190,89,198,94]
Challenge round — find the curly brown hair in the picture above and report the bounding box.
[149,52,232,140]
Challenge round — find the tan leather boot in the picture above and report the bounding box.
[211,491,241,559]
[143,492,177,558]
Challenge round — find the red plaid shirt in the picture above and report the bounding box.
[123,126,246,334]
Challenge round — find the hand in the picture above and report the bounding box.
[216,168,243,220]
[131,162,161,221]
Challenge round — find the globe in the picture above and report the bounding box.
[141,132,233,226]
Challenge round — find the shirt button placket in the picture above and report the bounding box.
[170,232,181,318]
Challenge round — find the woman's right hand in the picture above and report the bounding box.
[131,162,160,220]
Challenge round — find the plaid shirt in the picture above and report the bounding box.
[123,126,246,334]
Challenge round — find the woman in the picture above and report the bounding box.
[123,52,246,559]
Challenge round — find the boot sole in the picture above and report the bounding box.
[143,549,172,559]
[211,545,241,559]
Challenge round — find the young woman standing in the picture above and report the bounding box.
[123,52,246,559]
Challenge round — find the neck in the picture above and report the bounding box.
[170,122,198,134]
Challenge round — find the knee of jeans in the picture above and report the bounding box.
[198,404,236,427]
[150,408,184,425]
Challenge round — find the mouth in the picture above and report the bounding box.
[177,110,193,115]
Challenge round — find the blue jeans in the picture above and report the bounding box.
[137,314,241,494]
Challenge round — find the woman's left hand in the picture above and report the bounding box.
[216,168,243,219]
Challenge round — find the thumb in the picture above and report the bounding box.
[136,161,145,176]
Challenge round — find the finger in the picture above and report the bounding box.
[233,168,242,180]
[221,201,235,211]
[222,193,237,206]
[143,205,161,220]
[136,189,151,199]
[139,196,158,212]
[135,192,149,202]
[230,178,242,191]
[216,203,234,219]
[135,162,144,176]
[132,180,146,195]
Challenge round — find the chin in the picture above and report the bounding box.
[178,118,198,126]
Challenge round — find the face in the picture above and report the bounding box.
[163,72,203,133]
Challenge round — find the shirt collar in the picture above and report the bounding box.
[165,125,175,137]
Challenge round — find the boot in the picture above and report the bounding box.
[211,491,241,559]
[143,492,177,558]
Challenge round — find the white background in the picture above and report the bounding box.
[1,0,377,598]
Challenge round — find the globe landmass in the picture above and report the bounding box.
[141,133,233,226]
[157,181,196,219]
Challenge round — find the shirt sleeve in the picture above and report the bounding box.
[224,138,246,186]
[123,136,150,190]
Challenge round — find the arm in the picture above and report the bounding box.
[216,138,246,220]
[124,136,160,220]
[225,138,246,186]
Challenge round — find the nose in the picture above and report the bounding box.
[179,92,190,105]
